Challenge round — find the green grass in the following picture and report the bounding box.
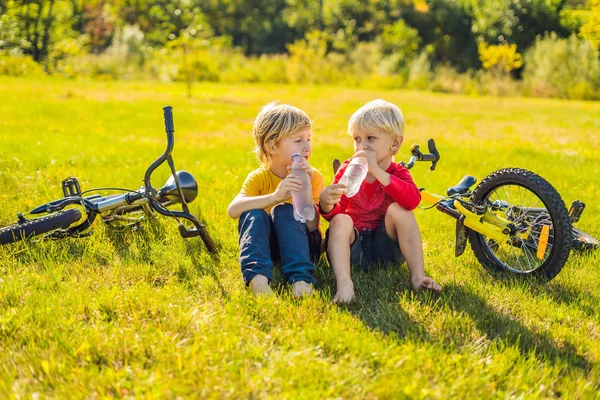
[0,76,599,398]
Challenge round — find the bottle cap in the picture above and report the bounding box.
[292,153,301,159]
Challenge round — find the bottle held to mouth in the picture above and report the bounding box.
[338,156,368,198]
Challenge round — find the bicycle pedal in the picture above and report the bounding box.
[62,177,82,197]
[569,200,585,223]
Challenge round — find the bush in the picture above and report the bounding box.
[429,64,462,93]
[0,54,45,77]
[379,20,421,71]
[349,42,381,78]
[523,33,600,100]
[51,25,147,80]
[220,53,290,84]
[287,30,332,84]
[406,51,432,90]
[478,42,523,74]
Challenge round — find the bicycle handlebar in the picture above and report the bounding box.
[143,106,175,194]
[404,138,440,171]
[163,105,174,133]
[141,106,218,251]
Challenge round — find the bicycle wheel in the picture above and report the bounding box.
[466,168,572,281]
[572,227,599,252]
[0,209,82,245]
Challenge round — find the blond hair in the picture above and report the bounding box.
[252,102,311,165]
[348,99,404,139]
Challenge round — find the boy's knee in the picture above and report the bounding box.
[271,203,293,219]
[386,203,412,220]
[330,214,354,232]
[239,209,270,231]
[328,214,355,248]
[240,208,270,220]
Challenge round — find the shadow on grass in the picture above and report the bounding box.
[5,235,108,267]
[441,282,590,371]
[104,217,169,263]
[185,239,228,299]
[531,281,600,323]
[319,261,429,341]
[473,264,600,323]
[317,259,590,371]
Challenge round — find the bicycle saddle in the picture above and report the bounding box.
[447,175,477,196]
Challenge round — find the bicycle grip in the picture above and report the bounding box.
[163,106,174,133]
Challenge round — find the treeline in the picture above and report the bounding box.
[1,0,599,99]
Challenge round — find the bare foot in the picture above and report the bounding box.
[412,276,442,293]
[249,275,273,296]
[332,279,356,304]
[292,281,314,298]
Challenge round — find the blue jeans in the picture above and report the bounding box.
[237,203,320,285]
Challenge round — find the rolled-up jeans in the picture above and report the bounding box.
[237,203,320,286]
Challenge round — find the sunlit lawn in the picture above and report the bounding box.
[0,76,599,398]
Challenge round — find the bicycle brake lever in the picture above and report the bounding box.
[428,139,440,171]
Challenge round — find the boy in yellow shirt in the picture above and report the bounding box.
[228,102,324,297]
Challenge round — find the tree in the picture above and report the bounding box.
[469,0,568,49]
[410,0,479,71]
[165,8,215,97]
[580,0,600,49]
[2,0,79,62]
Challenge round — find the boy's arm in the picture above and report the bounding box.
[228,170,303,219]
[319,184,348,220]
[380,168,421,211]
[227,193,281,219]
[319,162,349,220]
[305,204,320,232]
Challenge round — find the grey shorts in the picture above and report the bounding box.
[325,222,405,272]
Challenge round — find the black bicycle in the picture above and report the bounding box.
[0,106,217,253]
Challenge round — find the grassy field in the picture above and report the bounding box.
[0,76,599,398]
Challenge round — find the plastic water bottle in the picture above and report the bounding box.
[290,154,315,223]
[338,156,368,198]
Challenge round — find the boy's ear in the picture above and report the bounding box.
[267,140,278,155]
[391,136,403,153]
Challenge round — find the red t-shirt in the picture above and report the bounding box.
[320,160,421,230]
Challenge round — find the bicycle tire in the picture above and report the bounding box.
[466,168,572,281]
[572,227,599,252]
[0,209,82,245]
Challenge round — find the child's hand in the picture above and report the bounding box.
[353,149,379,173]
[287,157,314,179]
[273,174,303,202]
[320,184,347,208]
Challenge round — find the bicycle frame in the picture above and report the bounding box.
[419,190,515,244]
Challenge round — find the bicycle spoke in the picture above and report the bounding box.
[481,183,557,273]
[521,241,539,271]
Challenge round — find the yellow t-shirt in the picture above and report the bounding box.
[241,167,324,214]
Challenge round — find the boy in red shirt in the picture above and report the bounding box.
[319,99,441,304]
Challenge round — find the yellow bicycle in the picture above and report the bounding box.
[404,139,598,281]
